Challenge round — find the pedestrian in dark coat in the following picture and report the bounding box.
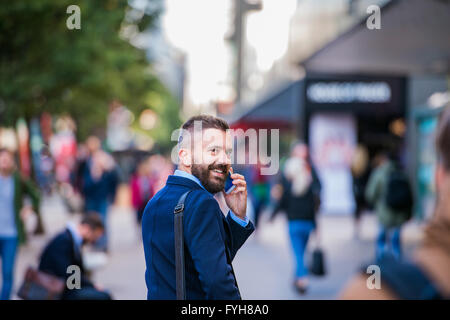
[38,213,111,300]
[271,142,321,294]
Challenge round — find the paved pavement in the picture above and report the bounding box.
[11,192,424,300]
[234,213,422,299]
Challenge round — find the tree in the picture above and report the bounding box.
[0,0,181,146]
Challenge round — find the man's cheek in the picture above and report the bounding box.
[201,154,215,166]
[192,153,203,165]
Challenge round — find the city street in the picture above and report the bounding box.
[12,191,423,300]
[1,0,449,309]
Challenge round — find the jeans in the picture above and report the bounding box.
[0,236,18,300]
[376,225,402,261]
[85,199,109,251]
[288,220,315,279]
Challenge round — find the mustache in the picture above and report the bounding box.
[208,164,229,173]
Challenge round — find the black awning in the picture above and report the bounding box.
[229,80,303,129]
[301,0,450,75]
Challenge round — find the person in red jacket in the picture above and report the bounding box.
[130,158,154,224]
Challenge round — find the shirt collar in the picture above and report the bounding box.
[67,223,83,248]
[173,169,206,191]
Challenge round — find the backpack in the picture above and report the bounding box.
[385,165,413,214]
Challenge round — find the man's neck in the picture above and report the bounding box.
[177,165,192,175]
[73,225,85,247]
[75,225,83,237]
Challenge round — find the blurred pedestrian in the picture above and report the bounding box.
[340,106,450,300]
[38,213,112,300]
[232,149,257,225]
[0,148,42,300]
[350,145,371,239]
[38,147,55,195]
[270,142,321,294]
[130,158,154,224]
[81,136,119,252]
[49,116,77,186]
[72,143,89,197]
[249,160,270,230]
[365,150,413,260]
[148,154,174,194]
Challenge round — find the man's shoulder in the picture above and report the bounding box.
[40,230,72,261]
[148,185,167,202]
[185,189,218,208]
[145,185,216,211]
[156,183,215,202]
[46,230,72,249]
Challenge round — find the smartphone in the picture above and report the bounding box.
[225,171,236,194]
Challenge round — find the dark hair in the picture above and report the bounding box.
[436,106,450,171]
[81,212,104,231]
[181,114,229,132]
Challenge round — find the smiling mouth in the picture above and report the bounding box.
[210,168,226,179]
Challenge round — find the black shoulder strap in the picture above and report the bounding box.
[367,255,443,300]
[174,190,192,300]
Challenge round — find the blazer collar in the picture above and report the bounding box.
[166,175,207,191]
[65,228,83,265]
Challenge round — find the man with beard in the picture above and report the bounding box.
[142,115,254,300]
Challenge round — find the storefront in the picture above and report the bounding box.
[303,74,407,215]
[230,73,407,215]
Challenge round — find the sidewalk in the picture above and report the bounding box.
[12,193,424,300]
[234,212,423,299]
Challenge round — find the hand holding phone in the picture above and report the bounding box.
[225,170,236,194]
[222,167,248,219]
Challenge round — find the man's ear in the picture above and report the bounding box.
[178,148,192,167]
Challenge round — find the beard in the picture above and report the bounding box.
[191,163,229,194]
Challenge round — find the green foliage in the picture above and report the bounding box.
[0,0,181,146]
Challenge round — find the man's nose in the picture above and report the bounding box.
[217,150,231,166]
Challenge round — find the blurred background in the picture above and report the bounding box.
[0,0,449,299]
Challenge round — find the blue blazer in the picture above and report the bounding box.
[142,175,254,300]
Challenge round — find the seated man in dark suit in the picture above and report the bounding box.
[142,115,255,300]
[38,213,111,300]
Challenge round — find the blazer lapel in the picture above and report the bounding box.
[221,214,234,256]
